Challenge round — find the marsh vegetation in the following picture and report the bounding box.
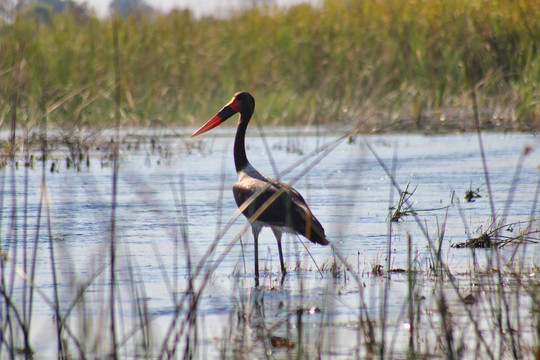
[1,0,539,133]
[1,0,539,358]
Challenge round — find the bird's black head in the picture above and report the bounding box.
[233,92,255,118]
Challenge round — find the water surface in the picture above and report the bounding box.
[1,130,538,358]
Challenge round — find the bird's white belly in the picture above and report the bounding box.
[252,220,295,236]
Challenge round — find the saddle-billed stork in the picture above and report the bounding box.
[192,92,329,284]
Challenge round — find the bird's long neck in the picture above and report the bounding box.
[234,113,251,173]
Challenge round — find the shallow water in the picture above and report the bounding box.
[1,130,539,358]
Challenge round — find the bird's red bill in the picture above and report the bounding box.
[191,114,223,137]
[191,96,242,137]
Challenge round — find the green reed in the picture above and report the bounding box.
[1,0,539,133]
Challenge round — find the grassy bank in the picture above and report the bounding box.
[1,0,539,133]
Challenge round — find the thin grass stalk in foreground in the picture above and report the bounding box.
[380,141,400,358]
[37,89,67,358]
[46,177,65,358]
[468,54,496,226]
[406,234,416,357]
[157,185,189,358]
[256,122,279,178]
[7,105,20,354]
[177,172,192,285]
[497,146,533,359]
[6,153,18,358]
[469,64,521,358]
[296,257,305,360]
[109,13,121,360]
[126,252,152,358]
[501,146,531,226]
[26,138,47,357]
[21,135,31,355]
[470,84,508,356]
[0,168,15,360]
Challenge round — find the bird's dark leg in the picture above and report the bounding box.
[252,227,260,287]
[271,228,286,275]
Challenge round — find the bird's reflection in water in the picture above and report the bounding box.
[225,281,304,358]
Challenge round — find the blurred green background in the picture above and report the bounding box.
[1,0,539,132]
